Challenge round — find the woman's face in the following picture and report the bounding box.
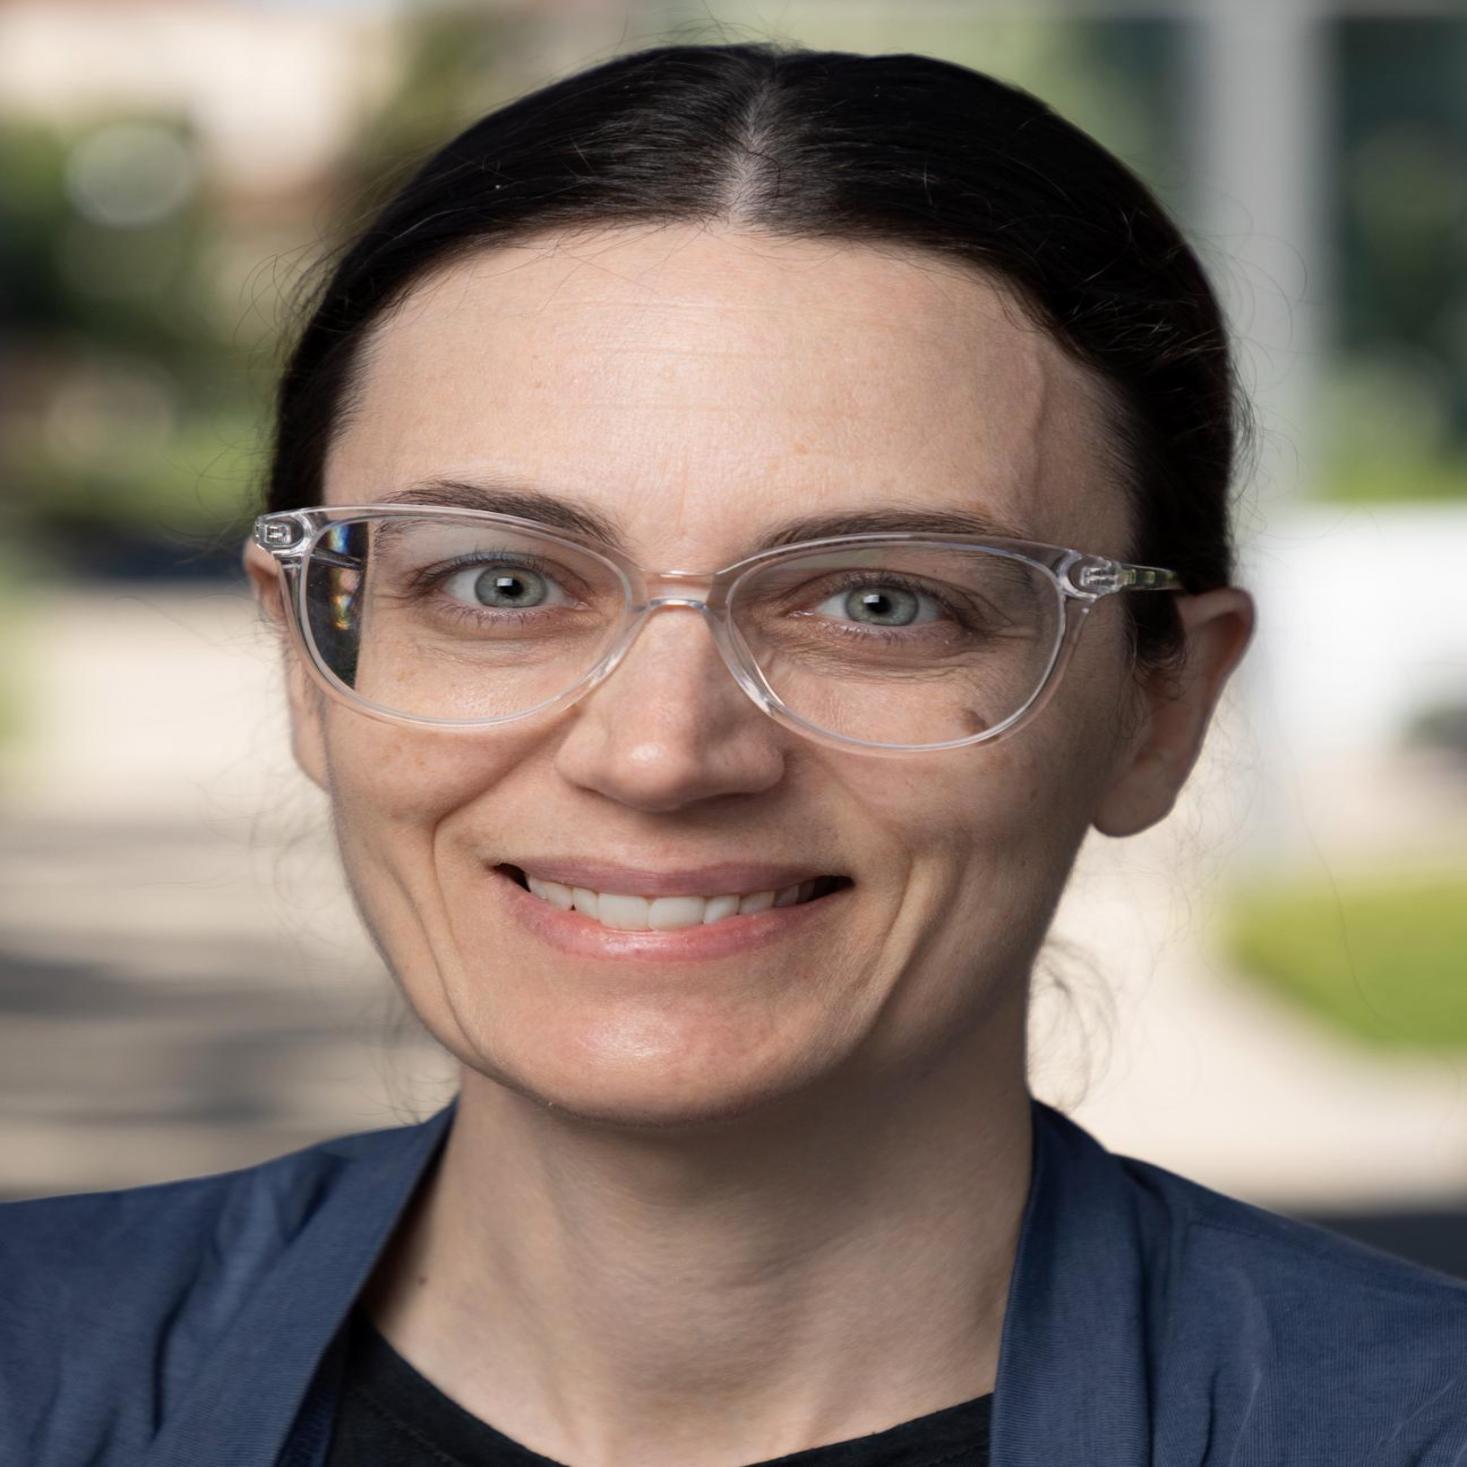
[257,224,1223,1127]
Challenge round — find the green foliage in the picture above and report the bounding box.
[0,118,236,386]
[10,409,262,536]
[1319,457,1467,504]
[1316,352,1467,502]
[0,115,271,567]
[1224,871,1467,1049]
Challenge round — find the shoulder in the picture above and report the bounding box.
[0,1117,404,1288]
[1039,1102,1467,1322]
[0,1115,439,1467]
[1031,1106,1467,1454]
[1121,1147,1467,1309]
[1119,1149,1467,1450]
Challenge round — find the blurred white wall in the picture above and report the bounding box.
[1249,504,1467,762]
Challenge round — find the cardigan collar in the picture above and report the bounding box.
[145,1104,460,1467]
[145,1097,1151,1467]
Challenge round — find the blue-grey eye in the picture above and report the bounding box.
[443,563,559,609]
[815,585,939,627]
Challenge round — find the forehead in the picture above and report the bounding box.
[324,224,1128,560]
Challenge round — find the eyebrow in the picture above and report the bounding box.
[376,480,633,552]
[373,478,1033,557]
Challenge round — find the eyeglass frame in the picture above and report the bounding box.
[252,503,1183,757]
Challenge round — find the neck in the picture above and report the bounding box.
[367,1020,1031,1467]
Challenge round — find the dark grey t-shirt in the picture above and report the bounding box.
[326,1307,992,1466]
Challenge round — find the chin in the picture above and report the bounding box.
[458,1015,839,1134]
[528,1081,791,1133]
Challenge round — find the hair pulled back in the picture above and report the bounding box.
[267,42,1245,664]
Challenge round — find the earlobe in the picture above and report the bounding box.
[1092,587,1255,839]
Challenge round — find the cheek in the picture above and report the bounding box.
[934,756,1080,940]
[839,735,1096,891]
[321,715,530,865]
[834,703,1117,1001]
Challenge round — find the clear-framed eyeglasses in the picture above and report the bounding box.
[252,504,1182,756]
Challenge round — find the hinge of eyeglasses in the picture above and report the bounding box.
[1069,561,1121,595]
[256,518,304,550]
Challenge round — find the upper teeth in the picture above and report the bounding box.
[523,877,817,931]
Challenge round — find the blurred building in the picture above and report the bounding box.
[0,0,398,201]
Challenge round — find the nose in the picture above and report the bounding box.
[552,602,789,813]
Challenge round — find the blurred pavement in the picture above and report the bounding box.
[0,584,455,1198]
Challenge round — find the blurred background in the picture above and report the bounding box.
[2,0,1465,1272]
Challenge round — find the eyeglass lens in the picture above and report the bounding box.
[301,515,1064,746]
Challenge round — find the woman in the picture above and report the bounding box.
[5,41,1466,1467]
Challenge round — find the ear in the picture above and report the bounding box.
[1092,587,1255,838]
[243,538,331,794]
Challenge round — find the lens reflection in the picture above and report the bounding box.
[304,516,627,721]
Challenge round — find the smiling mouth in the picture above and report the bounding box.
[496,865,852,932]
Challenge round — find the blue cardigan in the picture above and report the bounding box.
[4,1099,1467,1466]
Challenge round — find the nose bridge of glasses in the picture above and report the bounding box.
[614,586,742,697]
[637,567,717,612]
[620,581,733,667]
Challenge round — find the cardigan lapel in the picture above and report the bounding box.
[989,1100,1154,1465]
[143,1103,457,1467]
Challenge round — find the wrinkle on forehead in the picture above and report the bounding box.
[329,224,1128,558]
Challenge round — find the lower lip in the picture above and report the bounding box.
[491,867,849,962]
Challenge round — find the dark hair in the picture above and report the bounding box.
[267,42,1245,665]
